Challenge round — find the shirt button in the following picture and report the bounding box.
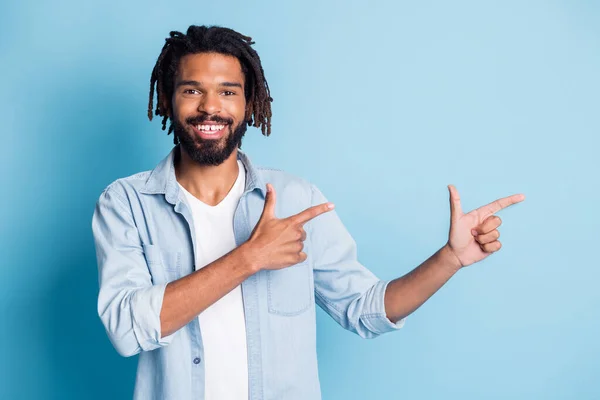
[193,357,201,365]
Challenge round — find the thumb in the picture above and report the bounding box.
[448,184,463,221]
[259,183,277,222]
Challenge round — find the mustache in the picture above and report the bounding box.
[186,115,234,126]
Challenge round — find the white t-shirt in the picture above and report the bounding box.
[178,160,248,400]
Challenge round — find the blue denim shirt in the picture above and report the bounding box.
[92,146,405,400]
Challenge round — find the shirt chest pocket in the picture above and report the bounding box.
[266,261,312,316]
[142,243,183,283]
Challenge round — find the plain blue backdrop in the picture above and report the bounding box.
[1,0,598,399]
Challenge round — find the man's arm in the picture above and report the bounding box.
[384,244,461,323]
[384,185,525,322]
[159,246,256,337]
[94,188,257,350]
[93,184,332,354]
[307,183,524,336]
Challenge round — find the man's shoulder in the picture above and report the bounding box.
[254,165,316,196]
[98,170,153,200]
[254,165,311,184]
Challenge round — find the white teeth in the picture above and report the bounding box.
[196,124,224,132]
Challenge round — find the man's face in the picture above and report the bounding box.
[171,52,248,166]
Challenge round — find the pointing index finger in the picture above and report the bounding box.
[476,193,525,218]
[290,202,335,225]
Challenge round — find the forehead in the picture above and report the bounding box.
[176,52,244,84]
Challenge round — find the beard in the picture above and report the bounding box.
[173,114,248,166]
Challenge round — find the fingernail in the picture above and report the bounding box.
[471,229,478,236]
[327,203,335,209]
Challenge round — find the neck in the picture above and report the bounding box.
[174,145,240,206]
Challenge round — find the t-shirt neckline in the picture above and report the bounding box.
[178,160,246,210]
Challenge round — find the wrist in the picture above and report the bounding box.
[441,243,463,272]
[236,242,262,275]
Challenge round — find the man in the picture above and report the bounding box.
[92,25,525,400]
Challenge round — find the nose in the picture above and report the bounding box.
[198,92,221,115]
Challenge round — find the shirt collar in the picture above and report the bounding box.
[140,145,266,204]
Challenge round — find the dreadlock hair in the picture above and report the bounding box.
[148,25,273,145]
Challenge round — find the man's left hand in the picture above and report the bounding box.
[445,185,525,268]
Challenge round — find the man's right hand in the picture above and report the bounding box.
[243,183,335,272]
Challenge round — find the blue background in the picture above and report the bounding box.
[1,0,598,399]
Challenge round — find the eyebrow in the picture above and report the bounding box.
[175,80,243,89]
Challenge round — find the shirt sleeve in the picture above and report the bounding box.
[308,184,406,339]
[91,187,176,357]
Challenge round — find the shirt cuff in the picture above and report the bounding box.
[360,280,406,334]
[131,283,177,351]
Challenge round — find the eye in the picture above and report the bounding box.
[222,90,236,96]
[183,89,201,95]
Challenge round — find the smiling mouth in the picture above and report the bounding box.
[190,122,230,140]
